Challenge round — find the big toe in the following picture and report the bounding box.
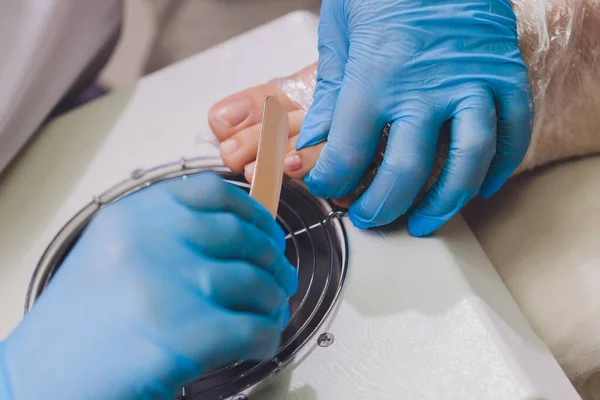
[209,84,297,142]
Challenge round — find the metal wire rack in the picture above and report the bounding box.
[25,156,348,400]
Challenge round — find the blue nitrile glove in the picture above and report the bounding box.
[298,0,534,236]
[0,173,297,400]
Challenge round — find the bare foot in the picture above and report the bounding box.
[208,66,340,201]
[210,97,322,184]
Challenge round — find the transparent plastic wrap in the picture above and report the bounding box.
[272,0,600,207]
[513,0,600,175]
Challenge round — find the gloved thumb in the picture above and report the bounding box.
[297,0,348,149]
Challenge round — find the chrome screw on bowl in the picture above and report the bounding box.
[317,333,335,348]
[130,168,145,179]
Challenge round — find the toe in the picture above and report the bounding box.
[284,142,325,180]
[283,140,355,209]
[283,154,303,172]
[281,112,358,210]
[283,109,326,180]
[220,124,261,173]
[244,161,256,183]
[209,84,298,142]
[221,109,305,175]
[280,111,317,177]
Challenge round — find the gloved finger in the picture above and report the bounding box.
[201,314,281,369]
[174,211,298,297]
[191,260,288,318]
[296,0,348,149]
[480,85,534,198]
[167,173,286,252]
[348,103,443,229]
[408,88,497,237]
[304,64,387,199]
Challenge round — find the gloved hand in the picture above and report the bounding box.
[0,173,297,400]
[298,0,534,236]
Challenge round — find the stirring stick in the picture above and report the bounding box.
[249,97,289,217]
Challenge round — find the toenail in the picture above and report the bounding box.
[220,140,238,155]
[211,99,250,128]
[284,154,302,171]
[245,162,256,177]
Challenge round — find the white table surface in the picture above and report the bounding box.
[0,11,580,400]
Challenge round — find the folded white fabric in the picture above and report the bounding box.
[0,0,123,174]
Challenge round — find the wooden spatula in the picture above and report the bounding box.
[249,97,289,217]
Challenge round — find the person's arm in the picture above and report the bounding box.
[513,0,600,173]
[0,174,295,399]
[274,0,600,210]
[0,0,123,174]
